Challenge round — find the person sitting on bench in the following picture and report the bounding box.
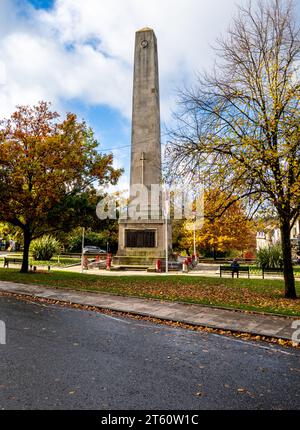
[231,259,240,277]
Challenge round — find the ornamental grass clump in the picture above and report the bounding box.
[256,244,283,270]
[30,236,61,261]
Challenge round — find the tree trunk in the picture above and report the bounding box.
[21,228,31,274]
[280,219,297,299]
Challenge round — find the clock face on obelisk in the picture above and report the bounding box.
[141,40,148,48]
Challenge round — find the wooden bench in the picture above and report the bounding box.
[4,258,51,271]
[4,257,23,268]
[220,266,250,279]
[262,268,284,279]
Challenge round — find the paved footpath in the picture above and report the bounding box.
[0,280,298,341]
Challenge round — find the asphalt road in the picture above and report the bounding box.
[0,296,299,410]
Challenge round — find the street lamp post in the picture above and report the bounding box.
[193,221,197,258]
[164,189,170,275]
[81,227,85,273]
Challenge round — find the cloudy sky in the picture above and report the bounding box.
[1,0,298,190]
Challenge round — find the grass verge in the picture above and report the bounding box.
[0,256,80,267]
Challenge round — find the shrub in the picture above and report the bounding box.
[30,236,61,261]
[256,244,283,269]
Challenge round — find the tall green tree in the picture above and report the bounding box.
[167,0,300,298]
[0,102,122,273]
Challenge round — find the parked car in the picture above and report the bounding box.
[83,246,106,255]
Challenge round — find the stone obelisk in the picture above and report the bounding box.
[130,28,161,192]
[116,28,171,266]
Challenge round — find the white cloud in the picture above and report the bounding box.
[0,0,245,121]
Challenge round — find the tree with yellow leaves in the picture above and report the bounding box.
[180,190,256,258]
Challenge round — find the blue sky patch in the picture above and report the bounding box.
[27,0,54,10]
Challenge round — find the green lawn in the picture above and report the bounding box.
[0,255,80,268]
[0,268,299,317]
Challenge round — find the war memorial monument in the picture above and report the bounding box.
[115,28,172,267]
